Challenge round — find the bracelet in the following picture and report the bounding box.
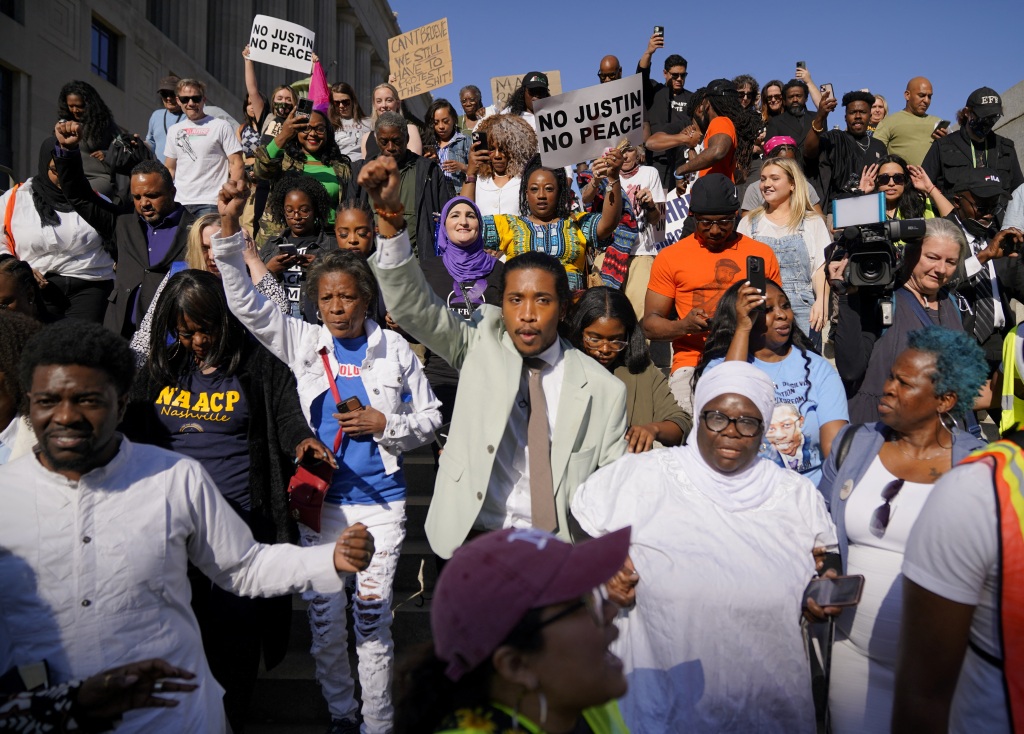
[811,120,825,134]
[377,225,408,240]
[673,171,688,180]
[464,175,477,184]
[374,206,404,219]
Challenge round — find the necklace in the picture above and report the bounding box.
[890,436,949,461]
[854,135,870,153]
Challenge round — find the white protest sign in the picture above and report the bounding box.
[248,15,315,74]
[532,74,644,169]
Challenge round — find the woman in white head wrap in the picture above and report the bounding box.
[571,361,839,734]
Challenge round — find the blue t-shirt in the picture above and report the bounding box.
[313,336,405,505]
[706,349,848,486]
[154,367,252,509]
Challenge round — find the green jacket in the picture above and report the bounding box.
[436,701,630,733]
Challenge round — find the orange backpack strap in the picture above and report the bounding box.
[3,182,19,256]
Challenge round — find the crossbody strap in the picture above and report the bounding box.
[319,347,345,453]
[3,183,20,256]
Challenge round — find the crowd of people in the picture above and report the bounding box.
[1,26,1023,734]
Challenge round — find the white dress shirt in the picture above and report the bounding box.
[0,439,344,733]
[961,222,1006,329]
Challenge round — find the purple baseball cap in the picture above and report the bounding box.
[432,526,631,681]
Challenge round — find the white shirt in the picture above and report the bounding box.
[738,212,833,272]
[164,115,242,206]
[475,175,523,217]
[374,230,567,529]
[0,439,344,733]
[334,117,372,162]
[477,338,565,530]
[0,178,114,280]
[960,221,1006,329]
[619,165,666,256]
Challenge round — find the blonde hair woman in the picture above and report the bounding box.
[361,82,422,158]
[737,158,832,336]
[129,213,288,364]
[869,94,888,132]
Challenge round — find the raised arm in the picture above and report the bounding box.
[804,90,837,161]
[594,150,624,242]
[53,120,119,239]
[361,156,475,369]
[676,131,733,177]
[242,46,266,122]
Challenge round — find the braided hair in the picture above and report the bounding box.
[518,155,574,221]
[694,86,762,183]
[693,279,818,410]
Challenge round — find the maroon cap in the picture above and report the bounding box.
[432,526,631,681]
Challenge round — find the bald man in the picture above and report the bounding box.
[871,76,948,166]
[598,55,622,83]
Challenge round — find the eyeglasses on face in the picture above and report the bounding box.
[160,92,176,100]
[738,91,756,99]
[532,586,609,633]
[333,98,352,106]
[178,95,203,104]
[766,94,783,102]
[583,334,628,351]
[876,173,907,186]
[701,410,763,437]
[668,72,687,80]
[598,72,620,81]
[529,89,551,99]
[301,124,328,135]
[694,217,736,230]
[869,478,905,537]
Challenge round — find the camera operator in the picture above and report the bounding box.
[948,168,1024,372]
[830,218,971,423]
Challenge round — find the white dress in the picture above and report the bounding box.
[829,455,934,734]
[572,449,837,734]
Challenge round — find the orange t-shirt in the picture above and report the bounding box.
[699,115,737,181]
[647,233,782,371]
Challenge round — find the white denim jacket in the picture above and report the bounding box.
[213,230,441,474]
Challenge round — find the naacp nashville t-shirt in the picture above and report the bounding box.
[154,369,251,509]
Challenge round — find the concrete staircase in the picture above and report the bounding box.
[246,445,439,733]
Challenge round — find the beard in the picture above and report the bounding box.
[788,103,806,117]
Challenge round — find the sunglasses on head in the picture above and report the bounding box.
[876,173,907,186]
[178,95,203,104]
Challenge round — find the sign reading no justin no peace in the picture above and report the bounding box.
[248,15,316,74]
[532,74,645,169]
[388,18,453,99]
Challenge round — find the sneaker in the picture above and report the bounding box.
[325,718,360,734]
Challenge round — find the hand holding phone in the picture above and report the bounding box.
[295,98,314,121]
[820,83,834,100]
[803,574,864,609]
[277,244,299,258]
[746,255,767,310]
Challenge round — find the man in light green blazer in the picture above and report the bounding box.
[362,158,628,558]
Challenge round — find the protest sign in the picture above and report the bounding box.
[532,74,644,169]
[248,15,315,74]
[388,18,453,98]
[490,71,562,110]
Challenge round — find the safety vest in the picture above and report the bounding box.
[960,440,1024,733]
[1000,326,1024,435]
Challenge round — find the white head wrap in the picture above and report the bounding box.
[680,361,783,511]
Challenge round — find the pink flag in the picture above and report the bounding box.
[310,60,330,116]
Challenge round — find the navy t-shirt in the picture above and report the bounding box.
[154,368,252,509]
[312,335,406,505]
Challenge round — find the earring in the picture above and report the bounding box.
[537,690,548,727]
[511,688,526,733]
[170,341,182,359]
[938,410,958,436]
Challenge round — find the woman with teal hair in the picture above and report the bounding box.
[817,326,989,733]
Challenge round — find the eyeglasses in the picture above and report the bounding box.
[334,98,352,107]
[285,206,314,217]
[598,72,620,81]
[668,72,687,80]
[694,217,736,230]
[583,334,628,352]
[876,173,907,186]
[700,410,763,437]
[766,94,783,102]
[177,95,203,104]
[869,478,905,537]
[960,194,1000,215]
[738,91,756,99]
[529,88,550,98]
[301,125,328,135]
[160,92,176,100]
[532,586,608,633]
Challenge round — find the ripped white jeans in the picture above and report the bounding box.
[300,501,406,733]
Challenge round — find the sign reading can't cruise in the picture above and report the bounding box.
[388,18,453,99]
[532,74,645,169]
[247,15,316,74]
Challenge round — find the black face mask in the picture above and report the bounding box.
[273,102,293,118]
[961,214,997,241]
[968,115,998,137]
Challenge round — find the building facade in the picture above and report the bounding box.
[0,0,428,180]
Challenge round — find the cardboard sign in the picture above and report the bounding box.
[490,71,562,111]
[388,18,453,99]
[532,74,644,169]
[248,15,315,74]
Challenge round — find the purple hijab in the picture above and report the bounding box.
[436,196,496,303]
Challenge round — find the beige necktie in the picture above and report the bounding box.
[525,357,556,532]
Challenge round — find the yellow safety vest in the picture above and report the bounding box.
[1000,326,1024,435]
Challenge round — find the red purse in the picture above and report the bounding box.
[287,348,343,532]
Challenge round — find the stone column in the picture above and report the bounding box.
[355,40,373,105]
[314,0,337,79]
[337,12,357,86]
[204,1,248,93]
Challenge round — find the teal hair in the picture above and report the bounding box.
[906,326,988,419]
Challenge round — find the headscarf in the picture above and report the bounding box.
[435,196,496,303]
[680,361,784,511]
[32,138,75,227]
[763,136,797,156]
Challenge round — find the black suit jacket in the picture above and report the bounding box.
[55,149,194,337]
